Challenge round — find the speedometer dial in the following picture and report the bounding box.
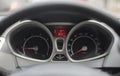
[66,21,113,62]
[67,33,100,60]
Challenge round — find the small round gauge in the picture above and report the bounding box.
[22,36,52,60]
[67,33,101,60]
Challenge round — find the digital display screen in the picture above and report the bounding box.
[54,26,66,37]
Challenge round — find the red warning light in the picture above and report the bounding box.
[54,29,66,37]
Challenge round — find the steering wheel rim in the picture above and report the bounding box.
[0,2,120,35]
[10,63,109,76]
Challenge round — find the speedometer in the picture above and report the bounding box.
[67,33,101,60]
[66,21,113,62]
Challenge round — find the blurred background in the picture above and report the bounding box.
[0,0,120,17]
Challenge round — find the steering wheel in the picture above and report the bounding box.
[0,1,120,76]
[0,1,120,35]
[10,63,109,76]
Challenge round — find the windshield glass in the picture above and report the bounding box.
[0,0,120,17]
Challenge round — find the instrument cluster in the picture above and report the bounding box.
[7,20,113,62]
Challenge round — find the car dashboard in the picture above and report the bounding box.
[0,11,120,75]
[5,20,113,62]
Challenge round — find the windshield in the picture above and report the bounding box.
[0,0,120,17]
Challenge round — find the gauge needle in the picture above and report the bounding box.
[24,48,34,50]
[23,46,38,51]
[74,46,87,55]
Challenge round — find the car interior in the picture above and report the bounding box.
[0,0,120,76]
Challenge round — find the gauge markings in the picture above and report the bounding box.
[22,35,52,60]
[67,33,101,60]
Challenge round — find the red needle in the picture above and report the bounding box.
[74,48,83,55]
[24,48,34,50]
[23,46,38,51]
[73,46,87,55]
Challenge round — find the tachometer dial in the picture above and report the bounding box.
[22,36,51,60]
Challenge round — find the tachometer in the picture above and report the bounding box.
[22,36,51,60]
[8,20,54,61]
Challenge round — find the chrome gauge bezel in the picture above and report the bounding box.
[2,20,115,62]
[4,20,55,62]
[66,20,114,62]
